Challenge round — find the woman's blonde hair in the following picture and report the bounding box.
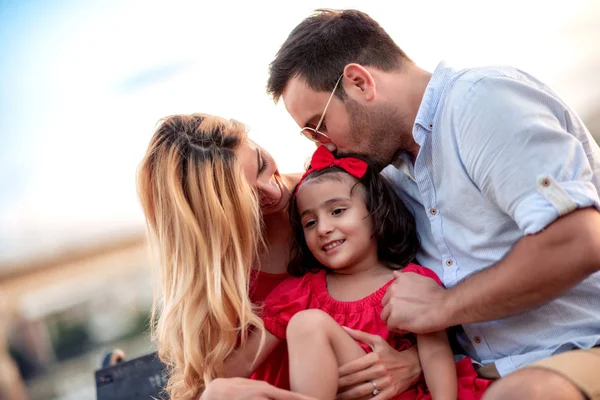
[137,113,264,399]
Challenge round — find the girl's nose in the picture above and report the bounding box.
[317,220,333,236]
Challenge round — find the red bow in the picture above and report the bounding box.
[295,146,368,195]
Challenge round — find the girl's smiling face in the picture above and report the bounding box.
[296,172,378,272]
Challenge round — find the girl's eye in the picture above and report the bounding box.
[303,220,315,229]
[332,208,346,215]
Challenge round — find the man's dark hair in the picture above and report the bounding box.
[267,9,411,101]
[287,162,420,277]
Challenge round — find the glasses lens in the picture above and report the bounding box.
[301,128,320,142]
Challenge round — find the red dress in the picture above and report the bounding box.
[261,264,492,400]
[248,270,291,389]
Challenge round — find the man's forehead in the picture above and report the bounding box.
[282,77,327,127]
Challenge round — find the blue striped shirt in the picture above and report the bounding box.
[383,61,600,376]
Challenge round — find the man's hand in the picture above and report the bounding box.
[381,271,450,334]
[382,208,600,333]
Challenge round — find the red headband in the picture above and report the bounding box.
[295,145,368,196]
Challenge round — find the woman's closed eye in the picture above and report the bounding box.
[258,156,269,174]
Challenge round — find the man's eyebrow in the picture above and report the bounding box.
[302,113,321,128]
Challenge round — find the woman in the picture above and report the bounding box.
[136,113,421,400]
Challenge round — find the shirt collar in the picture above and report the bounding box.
[413,61,457,143]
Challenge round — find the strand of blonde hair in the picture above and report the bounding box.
[137,114,265,399]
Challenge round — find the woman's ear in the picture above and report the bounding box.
[342,64,376,102]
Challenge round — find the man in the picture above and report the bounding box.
[267,9,600,400]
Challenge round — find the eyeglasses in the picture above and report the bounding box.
[300,74,343,143]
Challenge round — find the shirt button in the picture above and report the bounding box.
[445,259,453,267]
[428,123,433,129]
[429,208,438,215]
[541,178,550,187]
[474,336,481,344]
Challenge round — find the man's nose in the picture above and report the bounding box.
[321,142,337,153]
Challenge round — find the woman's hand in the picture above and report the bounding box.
[336,328,422,400]
[201,378,317,400]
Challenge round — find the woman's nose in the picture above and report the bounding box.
[258,178,279,200]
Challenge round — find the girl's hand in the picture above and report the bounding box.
[201,378,317,400]
[336,328,422,400]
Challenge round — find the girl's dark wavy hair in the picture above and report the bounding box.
[287,161,420,277]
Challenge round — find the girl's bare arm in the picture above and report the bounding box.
[416,330,457,400]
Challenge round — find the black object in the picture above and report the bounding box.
[100,349,126,369]
[95,352,168,399]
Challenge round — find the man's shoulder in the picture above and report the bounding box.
[445,64,524,103]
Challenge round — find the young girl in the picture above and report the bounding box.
[225,146,491,400]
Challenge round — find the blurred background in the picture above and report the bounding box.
[0,0,598,399]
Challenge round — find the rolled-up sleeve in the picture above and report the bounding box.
[453,75,600,234]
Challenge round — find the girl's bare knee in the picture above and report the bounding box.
[287,309,335,338]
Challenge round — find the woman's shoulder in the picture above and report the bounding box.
[251,269,289,285]
[262,272,322,321]
[250,270,290,303]
[282,172,302,186]
[264,271,318,300]
[275,274,307,291]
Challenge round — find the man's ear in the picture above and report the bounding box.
[342,63,376,102]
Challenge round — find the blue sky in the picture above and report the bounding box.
[0,0,598,265]
[0,1,39,207]
[0,0,318,264]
